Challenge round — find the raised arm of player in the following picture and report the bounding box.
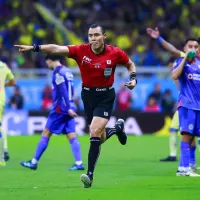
[171,56,188,80]
[14,44,70,57]
[124,59,137,90]
[146,27,184,57]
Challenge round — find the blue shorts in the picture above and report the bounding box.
[45,110,75,134]
[178,106,200,136]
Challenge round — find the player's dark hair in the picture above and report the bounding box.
[45,54,63,61]
[183,38,199,46]
[89,24,105,34]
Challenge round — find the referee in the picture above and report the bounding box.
[14,24,137,188]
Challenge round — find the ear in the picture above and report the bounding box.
[103,33,107,39]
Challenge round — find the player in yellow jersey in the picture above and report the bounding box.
[0,61,16,166]
[146,28,199,167]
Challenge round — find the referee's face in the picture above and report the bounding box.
[88,27,106,51]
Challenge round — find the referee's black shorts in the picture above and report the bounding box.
[81,86,115,125]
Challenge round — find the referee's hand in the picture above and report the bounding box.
[68,109,78,118]
[14,45,33,52]
[124,80,137,90]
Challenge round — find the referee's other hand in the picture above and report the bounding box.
[68,109,78,118]
[124,80,137,90]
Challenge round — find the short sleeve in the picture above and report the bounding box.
[5,66,14,80]
[67,45,83,59]
[117,48,129,65]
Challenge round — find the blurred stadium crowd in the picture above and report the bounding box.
[0,0,200,69]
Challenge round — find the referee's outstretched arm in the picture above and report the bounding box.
[14,44,70,56]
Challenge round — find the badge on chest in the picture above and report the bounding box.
[104,68,112,78]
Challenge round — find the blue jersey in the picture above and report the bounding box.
[173,57,200,110]
[52,65,75,115]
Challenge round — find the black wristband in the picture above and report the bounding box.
[129,72,136,80]
[129,72,137,85]
[32,44,41,52]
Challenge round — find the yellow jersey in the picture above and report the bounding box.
[0,61,14,105]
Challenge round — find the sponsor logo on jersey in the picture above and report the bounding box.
[82,56,92,64]
[104,68,112,78]
[187,73,200,81]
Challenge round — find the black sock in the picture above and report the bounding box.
[87,137,101,179]
[105,127,117,140]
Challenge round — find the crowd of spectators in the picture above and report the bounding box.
[0,0,200,69]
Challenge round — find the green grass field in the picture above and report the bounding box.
[0,135,199,200]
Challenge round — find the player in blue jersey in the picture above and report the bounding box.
[172,38,200,176]
[20,55,84,171]
[147,28,200,168]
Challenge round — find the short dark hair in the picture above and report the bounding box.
[45,54,62,61]
[183,38,199,46]
[89,24,105,34]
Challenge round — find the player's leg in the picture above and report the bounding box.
[100,119,126,145]
[0,106,9,161]
[67,132,84,170]
[0,105,5,166]
[20,128,52,170]
[189,138,196,172]
[197,137,200,151]
[81,116,108,188]
[160,111,179,162]
[97,89,126,145]
[0,122,5,166]
[64,117,84,170]
[2,129,9,161]
[191,110,200,171]
[177,107,200,177]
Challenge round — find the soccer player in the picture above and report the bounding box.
[172,38,200,176]
[15,24,137,188]
[146,27,199,165]
[20,55,84,171]
[0,61,16,166]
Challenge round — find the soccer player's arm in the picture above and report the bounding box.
[117,48,137,89]
[55,73,77,117]
[171,58,187,80]
[117,48,136,75]
[146,27,184,57]
[5,67,16,87]
[159,38,184,57]
[55,73,71,108]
